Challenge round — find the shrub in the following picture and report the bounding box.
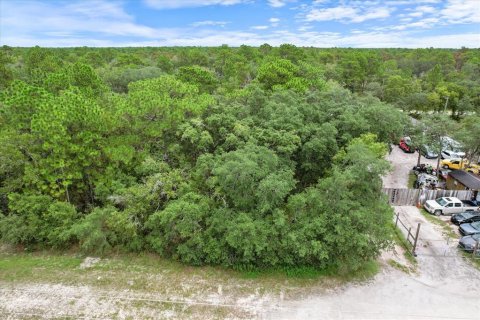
[69,206,140,254]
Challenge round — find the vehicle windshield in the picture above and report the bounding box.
[461,212,475,219]
[436,198,447,206]
[472,234,480,241]
[472,221,480,230]
[424,145,435,154]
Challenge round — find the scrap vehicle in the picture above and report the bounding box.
[419,144,438,159]
[399,136,414,153]
[415,173,438,189]
[413,163,436,176]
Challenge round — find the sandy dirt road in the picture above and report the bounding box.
[269,206,480,320]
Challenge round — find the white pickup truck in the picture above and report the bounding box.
[424,197,479,216]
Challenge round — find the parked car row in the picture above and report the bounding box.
[398,136,468,160]
[448,210,480,254]
[398,137,440,158]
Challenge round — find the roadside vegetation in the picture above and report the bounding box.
[0,248,379,294]
[390,224,418,267]
[0,45,479,274]
[408,172,417,189]
[462,251,480,271]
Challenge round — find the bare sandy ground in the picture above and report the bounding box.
[269,206,480,320]
[382,145,439,189]
[0,282,271,319]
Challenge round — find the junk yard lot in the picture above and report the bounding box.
[1,146,479,320]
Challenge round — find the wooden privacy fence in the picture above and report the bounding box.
[383,188,473,206]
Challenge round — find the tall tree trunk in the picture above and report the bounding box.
[436,137,442,177]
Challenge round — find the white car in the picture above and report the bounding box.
[424,197,479,216]
[440,136,465,159]
[441,150,465,160]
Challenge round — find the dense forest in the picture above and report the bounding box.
[0,45,479,271]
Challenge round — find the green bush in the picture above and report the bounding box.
[0,194,53,245]
[146,193,211,265]
[0,194,78,248]
[69,206,140,254]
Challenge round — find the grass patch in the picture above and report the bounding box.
[387,259,411,273]
[391,224,417,266]
[461,250,480,271]
[0,253,82,282]
[0,249,380,300]
[408,171,417,188]
[238,261,379,282]
[419,209,457,238]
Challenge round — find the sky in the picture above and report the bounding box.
[0,0,479,48]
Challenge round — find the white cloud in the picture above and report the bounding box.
[298,25,314,31]
[390,17,440,30]
[191,20,229,27]
[386,0,440,4]
[66,1,131,19]
[1,0,161,38]
[143,0,245,9]
[252,25,269,30]
[269,17,280,27]
[268,0,298,8]
[415,5,436,13]
[306,6,391,23]
[268,0,286,7]
[351,7,390,22]
[306,6,357,22]
[0,0,478,49]
[409,12,423,17]
[2,28,478,48]
[440,0,480,23]
[403,33,480,48]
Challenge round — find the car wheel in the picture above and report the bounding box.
[434,210,442,216]
[443,165,449,169]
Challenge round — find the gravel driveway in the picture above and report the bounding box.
[382,145,439,189]
[270,206,480,320]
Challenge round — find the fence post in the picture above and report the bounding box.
[412,223,421,257]
[473,241,479,258]
[395,212,399,227]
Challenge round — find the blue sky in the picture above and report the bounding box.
[1,0,479,47]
